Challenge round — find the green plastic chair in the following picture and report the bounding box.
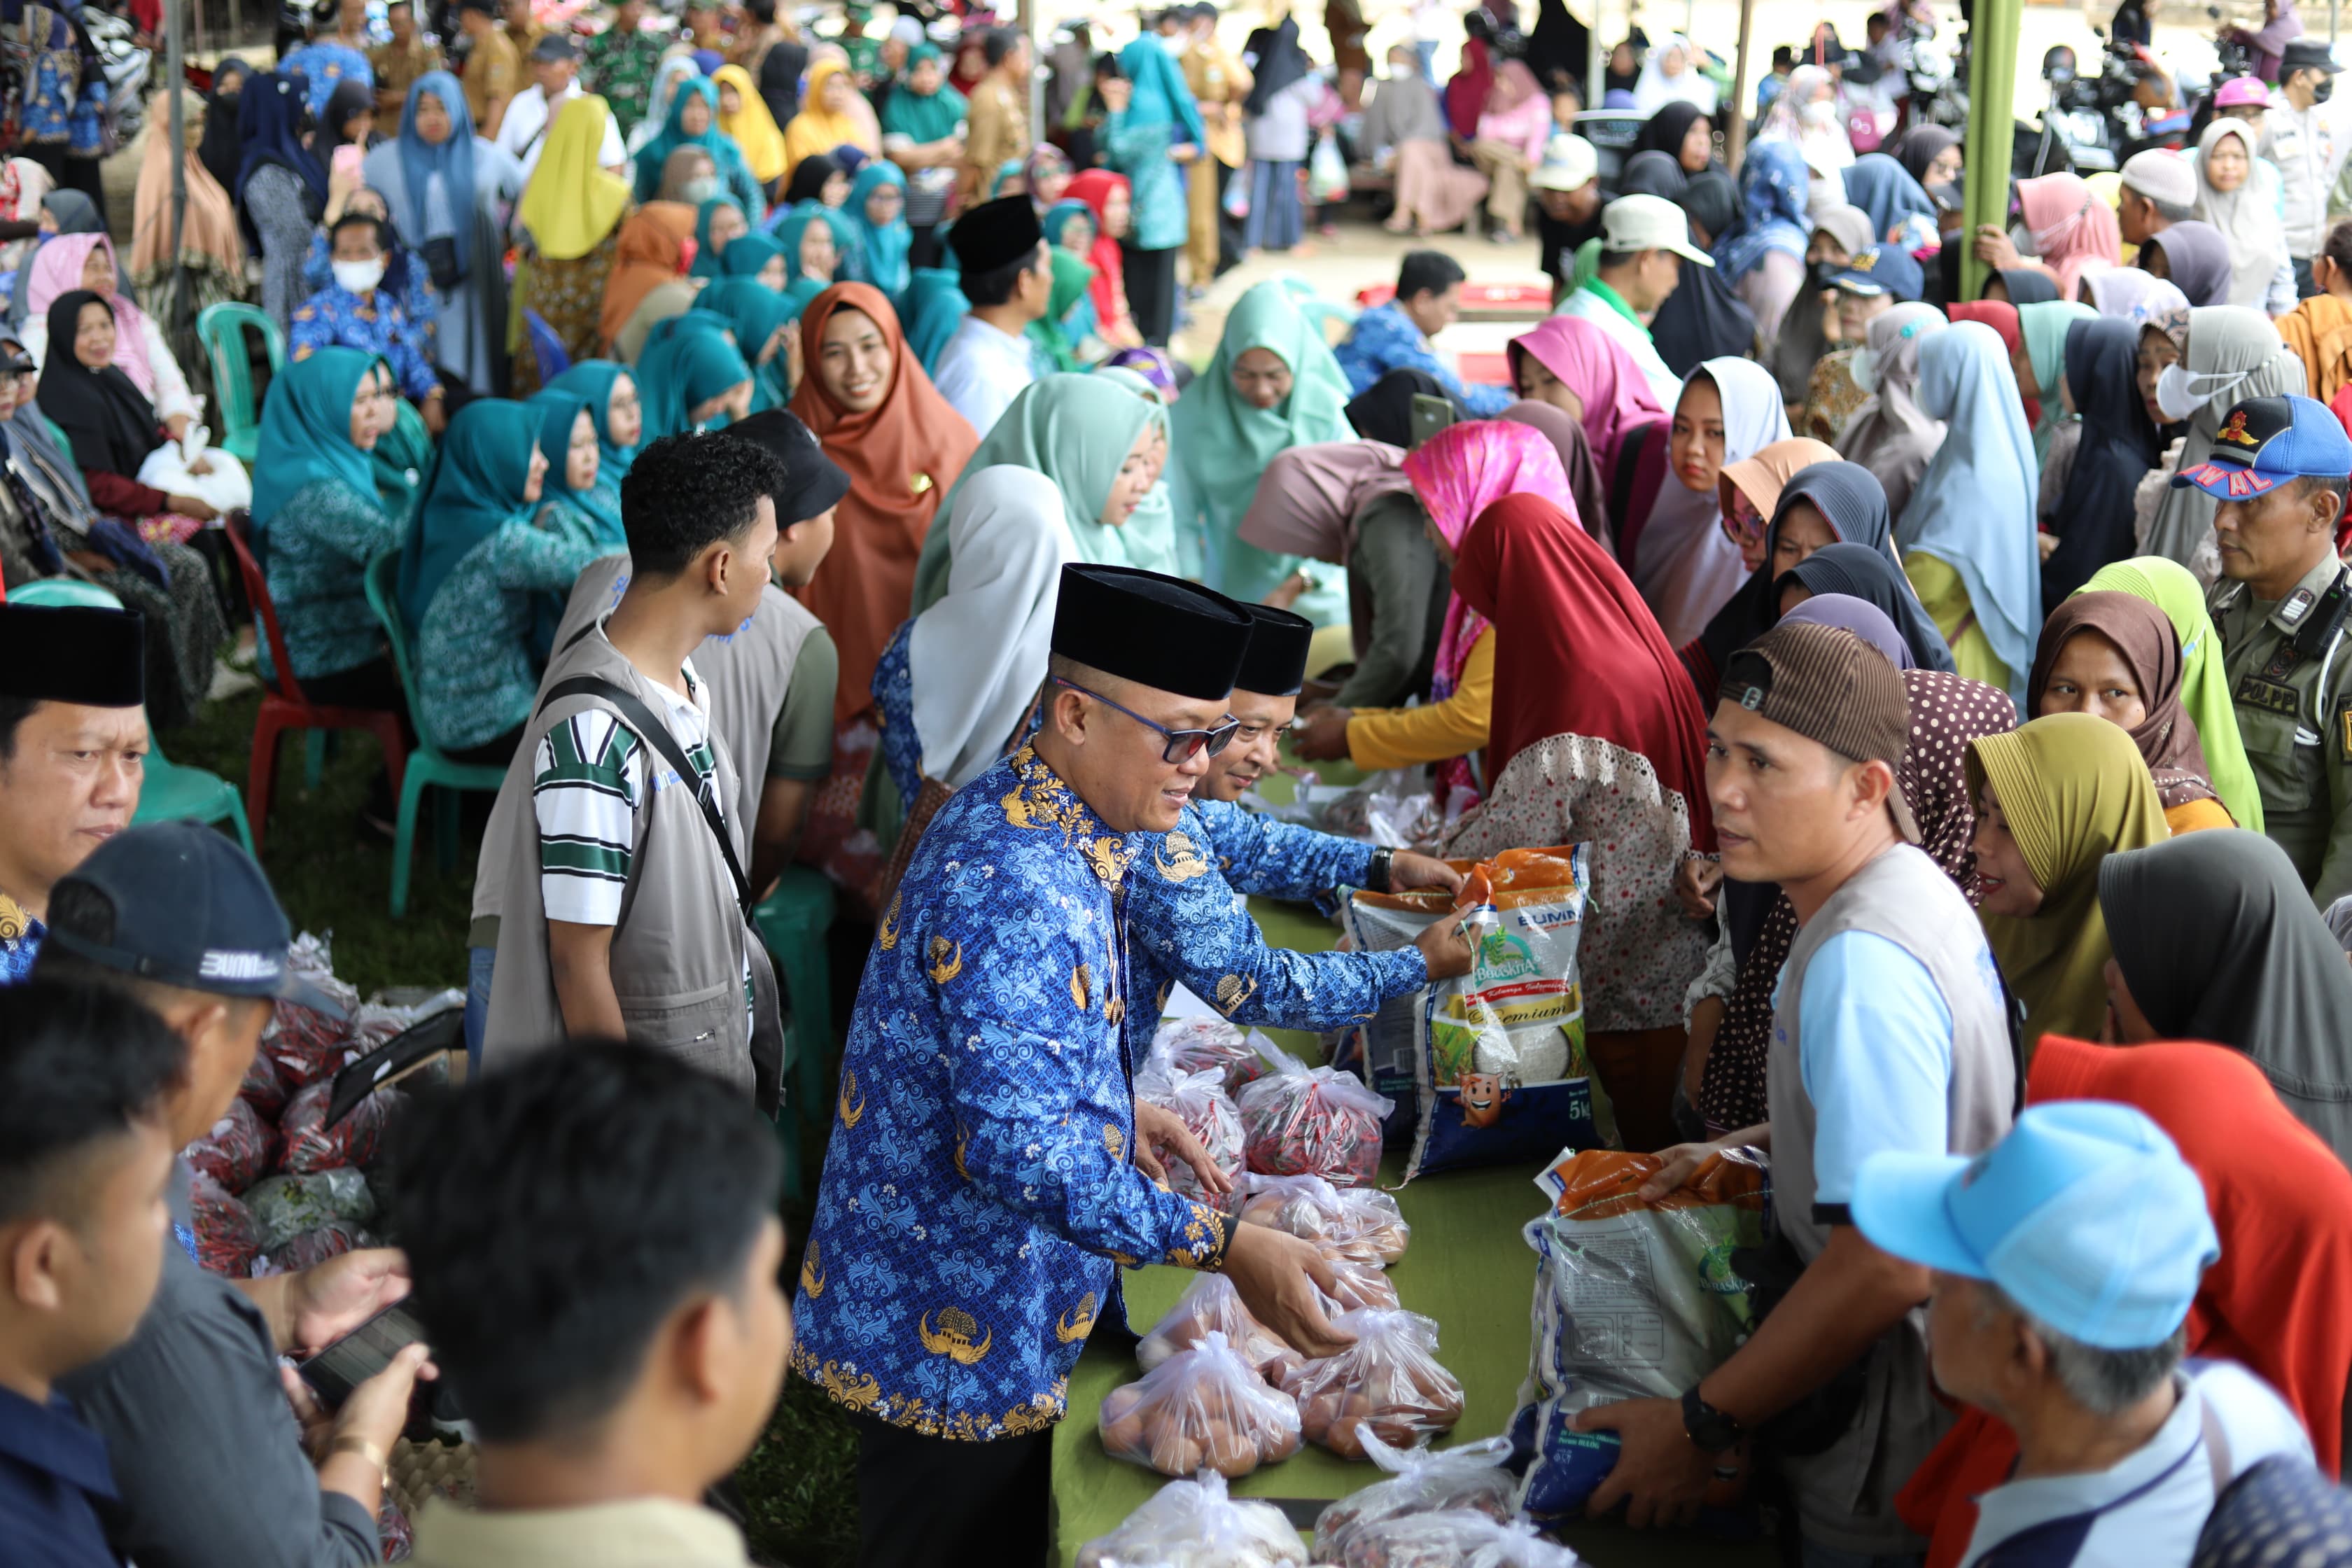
[361,550,510,917]
[8,577,255,851]
[753,867,836,1132]
[774,1020,804,1200]
[196,303,286,466]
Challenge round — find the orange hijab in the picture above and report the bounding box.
[787,281,979,723]
[598,201,695,349]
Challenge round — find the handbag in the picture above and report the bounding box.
[1222,163,1252,220]
[419,235,463,293]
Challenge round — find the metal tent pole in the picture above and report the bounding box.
[1961,0,2021,302]
[1727,0,1755,170]
[167,0,186,329]
[1587,0,1602,111]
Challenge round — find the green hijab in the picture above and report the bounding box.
[1024,248,1095,374]
[398,398,543,631]
[249,346,380,545]
[638,316,753,440]
[1966,712,2171,1051]
[878,43,967,144]
[1091,365,1182,578]
[2077,555,2264,832]
[547,360,640,486]
[914,371,1163,608]
[718,229,787,281]
[690,195,750,279]
[2019,300,2096,462]
[771,204,852,289]
[526,386,619,545]
[1168,279,1356,614]
[697,278,803,410]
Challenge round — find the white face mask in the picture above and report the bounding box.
[1849,345,1880,396]
[2155,362,2248,424]
[1801,95,1838,125]
[682,175,719,204]
[332,257,387,294]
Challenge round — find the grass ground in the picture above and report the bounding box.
[168,694,865,1567]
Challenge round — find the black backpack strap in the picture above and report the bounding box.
[538,675,755,923]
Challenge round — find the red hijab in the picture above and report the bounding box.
[1947,300,2041,430]
[1448,493,1716,849]
[1064,169,1130,331]
[1444,36,1494,139]
[1897,1036,2352,1565]
[787,282,981,724]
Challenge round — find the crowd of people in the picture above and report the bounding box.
[5,0,2352,1565]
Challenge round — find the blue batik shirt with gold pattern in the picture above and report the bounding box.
[792,744,1233,1441]
[1125,799,1427,1049]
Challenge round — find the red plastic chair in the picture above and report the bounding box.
[223,512,407,854]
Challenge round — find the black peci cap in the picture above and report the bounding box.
[947,194,1044,275]
[1234,603,1315,696]
[1051,565,1252,702]
[0,603,143,707]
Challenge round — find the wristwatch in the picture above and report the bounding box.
[1681,1385,1744,1452]
[1366,847,1394,893]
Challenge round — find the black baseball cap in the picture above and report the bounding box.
[530,31,578,62]
[46,822,346,1014]
[722,410,850,525]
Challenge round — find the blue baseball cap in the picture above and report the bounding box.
[1852,1102,2218,1350]
[2170,394,2352,500]
[1828,243,1925,303]
[45,822,345,1014]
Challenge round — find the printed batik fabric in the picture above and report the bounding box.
[791,745,1233,1440]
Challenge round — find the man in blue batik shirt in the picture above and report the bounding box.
[1334,250,1516,416]
[793,566,1374,1564]
[1127,603,1469,1043]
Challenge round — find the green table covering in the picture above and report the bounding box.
[1050,894,1774,1567]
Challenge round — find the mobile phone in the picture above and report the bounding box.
[1408,393,1455,451]
[331,144,363,186]
[297,1302,426,1410]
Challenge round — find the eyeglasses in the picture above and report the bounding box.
[1052,677,1239,763]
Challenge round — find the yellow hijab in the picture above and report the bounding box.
[781,59,874,181]
[1966,713,2169,1053]
[713,64,789,185]
[518,94,631,261]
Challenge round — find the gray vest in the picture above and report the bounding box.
[1766,844,2016,1555]
[481,621,780,1105]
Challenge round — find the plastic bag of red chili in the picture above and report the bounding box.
[1236,1055,1392,1187]
[188,1170,261,1277]
[1136,1058,1245,1199]
[279,1082,393,1175]
[183,1096,277,1193]
[237,1049,291,1119]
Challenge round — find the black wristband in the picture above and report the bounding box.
[1366,847,1394,893]
[1681,1385,1743,1452]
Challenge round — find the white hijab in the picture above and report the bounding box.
[908,466,1075,791]
[1632,36,1718,117]
[2192,118,2287,310]
[1633,357,1790,647]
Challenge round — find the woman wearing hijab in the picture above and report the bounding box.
[1801,247,1927,444]
[1844,153,1941,255]
[840,160,912,303]
[2015,172,2123,302]
[1102,36,1205,344]
[1634,99,1716,174]
[1751,62,1847,173]
[1294,419,1574,798]
[771,205,849,303]
[1062,170,1143,350]
[1466,60,1549,243]
[1243,19,1322,254]
[2077,554,2264,827]
[2139,219,2235,307]
[2040,316,2164,606]
[1497,399,1614,552]
[34,290,238,540]
[545,358,643,505]
[519,385,619,552]
[601,204,700,363]
[404,398,609,764]
[633,76,767,221]
[1439,492,1715,1149]
[1631,357,1790,647]
[696,277,800,410]
[2083,267,2189,323]
[781,59,878,188]
[1899,320,2041,702]
[2194,118,2295,312]
[197,57,252,198]
[1363,41,1486,237]
[689,196,752,280]
[365,74,524,398]
[130,90,243,318]
[1965,712,2169,1048]
[23,235,198,440]
[785,281,976,896]
[1779,540,1960,666]
[1169,279,1356,617]
[1889,124,1961,194]
[2012,298,2097,491]
[1237,440,1437,707]
[246,347,405,713]
[1506,316,1668,530]
[713,62,790,195]
[872,464,1074,888]
[1760,203,1873,406]
[1897,1031,2352,1568]
[1982,265,2060,305]
[1343,365,1468,445]
[2142,305,2307,569]
[2101,829,2352,1163]
[635,317,753,439]
[1836,302,1948,518]
[1630,34,1718,116]
[1023,249,1097,373]
[2028,591,2234,832]
[1687,456,1913,694]
[237,70,330,328]
[780,149,848,209]
[1716,142,1814,358]
[513,95,634,393]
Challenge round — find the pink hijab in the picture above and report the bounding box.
[1237,440,1414,566]
[1506,316,1667,478]
[29,233,157,397]
[2017,174,2122,304]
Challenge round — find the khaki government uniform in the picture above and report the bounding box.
[2211,550,2352,908]
[1183,37,1252,286]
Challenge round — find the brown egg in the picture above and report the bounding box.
[1201,1419,1259,1478]
[1101,1408,1146,1457]
[1147,1424,1205,1477]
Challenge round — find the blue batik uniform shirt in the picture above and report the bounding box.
[1334,300,1516,416]
[1125,798,1427,1046]
[792,744,1234,1441]
[0,892,44,986]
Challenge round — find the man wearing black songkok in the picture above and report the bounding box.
[0,602,146,983]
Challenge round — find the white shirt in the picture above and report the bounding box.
[931,314,1036,442]
[1959,1360,2313,1568]
[497,80,627,183]
[1553,284,1684,407]
[2261,97,2352,258]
